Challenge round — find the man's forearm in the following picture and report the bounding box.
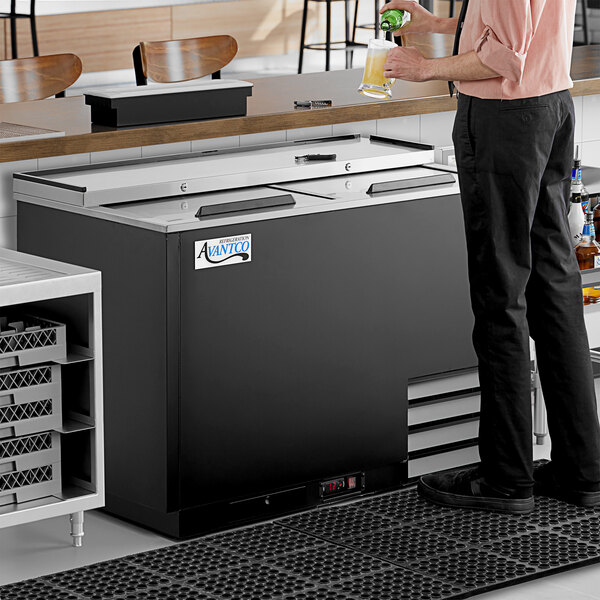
[427,50,499,81]
[431,16,459,35]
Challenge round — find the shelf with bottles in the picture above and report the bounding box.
[581,267,600,288]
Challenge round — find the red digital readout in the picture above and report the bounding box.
[325,479,345,493]
[323,476,359,496]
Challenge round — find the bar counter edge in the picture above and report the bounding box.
[1,42,600,164]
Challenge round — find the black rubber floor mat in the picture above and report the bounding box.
[264,544,390,585]
[4,487,600,600]
[277,504,397,542]
[417,510,538,545]
[205,522,326,561]
[340,523,467,564]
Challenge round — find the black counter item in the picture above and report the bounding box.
[295,153,337,162]
[294,100,333,108]
[84,80,253,127]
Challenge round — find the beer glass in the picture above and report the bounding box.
[358,38,396,99]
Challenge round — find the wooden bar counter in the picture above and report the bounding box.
[2,44,600,164]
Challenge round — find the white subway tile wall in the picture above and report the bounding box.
[141,142,192,157]
[286,125,333,141]
[332,121,377,137]
[583,94,600,143]
[573,95,584,147]
[375,115,420,142]
[90,148,142,163]
[38,153,91,170]
[191,136,241,152]
[0,160,36,219]
[0,216,16,249]
[583,141,600,168]
[0,93,599,251]
[419,111,456,147]
[239,131,286,146]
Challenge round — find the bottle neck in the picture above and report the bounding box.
[381,9,403,29]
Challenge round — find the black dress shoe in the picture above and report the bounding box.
[533,461,600,507]
[418,466,534,514]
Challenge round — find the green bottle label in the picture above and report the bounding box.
[381,9,405,32]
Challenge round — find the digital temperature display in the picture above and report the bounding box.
[324,478,346,495]
[321,474,360,498]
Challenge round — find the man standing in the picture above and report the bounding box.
[381,0,600,514]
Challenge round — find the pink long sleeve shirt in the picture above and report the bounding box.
[455,0,576,100]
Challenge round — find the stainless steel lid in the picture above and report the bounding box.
[14,135,435,207]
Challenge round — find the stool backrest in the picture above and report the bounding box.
[133,35,238,85]
[0,53,82,103]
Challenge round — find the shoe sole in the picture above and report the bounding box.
[418,479,534,515]
[534,483,600,508]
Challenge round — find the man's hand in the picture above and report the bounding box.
[379,0,457,35]
[383,46,432,82]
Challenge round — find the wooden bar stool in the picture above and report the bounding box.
[434,0,457,16]
[0,54,81,103]
[575,0,591,45]
[132,35,238,85]
[298,0,365,73]
[0,0,39,59]
[353,0,381,40]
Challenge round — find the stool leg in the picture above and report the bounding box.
[30,0,39,56]
[10,0,18,59]
[326,0,331,71]
[345,0,351,69]
[298,0,308,73]
[449,0,456,17]
[374,0,379,38]
[582,0,590,45]
[352,0,359,42]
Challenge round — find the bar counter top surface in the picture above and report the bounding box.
[1,43,600,163]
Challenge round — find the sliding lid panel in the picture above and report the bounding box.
[13,136,434,207]
[268,166,457,201]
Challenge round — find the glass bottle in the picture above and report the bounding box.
[593,198,600,243]
[380,9,410,32]
[572,146,590,213]
[575,211,600,304]
[568,186,585,248]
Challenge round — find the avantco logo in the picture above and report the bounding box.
[194,234,251,270]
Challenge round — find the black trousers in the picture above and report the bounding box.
[453,90,600,494]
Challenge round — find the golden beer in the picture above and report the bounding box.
[358,39,396,99]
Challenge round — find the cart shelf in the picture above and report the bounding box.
[0,248,102,546]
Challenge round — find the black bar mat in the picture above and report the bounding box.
[3,487,600,600]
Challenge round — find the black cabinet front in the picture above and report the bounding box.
[17,192,475,537]
[177,194,475,509]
